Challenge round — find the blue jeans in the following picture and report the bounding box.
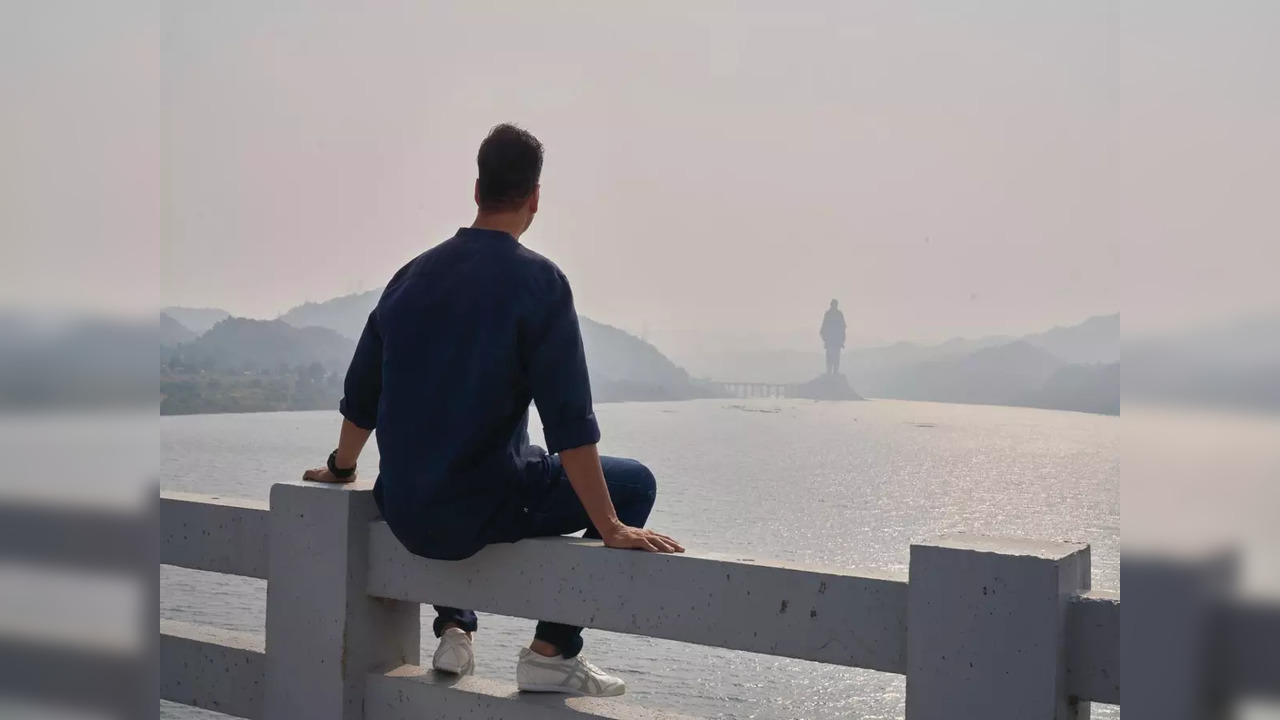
[433,455,657,659]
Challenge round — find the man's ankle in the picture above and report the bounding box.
[529,639,560,658]
[440,622,471,638]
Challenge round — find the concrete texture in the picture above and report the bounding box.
[1066,590,1119,704]
[366,664,703,720]
[906,534,1091,720]
[263,482,421,720]
[160,619,265,719]
[154,486,1138,719]
[161,491,269,579]
[367,523,909,672]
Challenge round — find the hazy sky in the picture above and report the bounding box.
[3,2,1277,353]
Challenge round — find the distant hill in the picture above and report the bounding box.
[277,290,381,341]
[168,317,356,375]
[161,307,231,335]
[159,317,352,416]
[682,316,1118,385]
[1124,311,1280,411]
[577,317,706,401]
[852,339,1122,415]
[578,317,690,387]
[276,289,709,402]
[1016,362,1120,415]
[677,314,1122,415]
[157,294,1131,414]
[2,314,154,409]
[1023,313,1119,364]
[842,334,1015,394]
[160,313,197,347]
[868,340,1066,407]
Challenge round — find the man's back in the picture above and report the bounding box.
[306,124,682,696]
[343,227,596,559]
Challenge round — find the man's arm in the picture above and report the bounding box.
[303,418,372,483]
[526,273,682,553]
[304,311,382,484]
[559,444,681,553]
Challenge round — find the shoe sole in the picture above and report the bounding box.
[433,660,474,675]
[517,683,625,697]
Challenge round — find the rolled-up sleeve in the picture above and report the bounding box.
[339,310,383,430]
[526,273,600,454]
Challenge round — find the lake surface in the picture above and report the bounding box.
[161,398,1119,719]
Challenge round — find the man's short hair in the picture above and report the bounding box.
[476,124,543,212]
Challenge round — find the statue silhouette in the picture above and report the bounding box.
[819,299,846,375]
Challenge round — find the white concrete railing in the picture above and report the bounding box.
[160,481,1121,719]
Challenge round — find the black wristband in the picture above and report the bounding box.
[327,450,356,479]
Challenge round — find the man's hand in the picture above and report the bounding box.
[600,523,684,554]
[302,466,356,484]
[303,420,373,484]
[556,444,684,554]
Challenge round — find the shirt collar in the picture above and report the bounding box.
[456,227,517,243]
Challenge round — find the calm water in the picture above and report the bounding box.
[160,398,1119,719]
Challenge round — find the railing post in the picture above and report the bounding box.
[1122,550,1232,720]
[906,534,1091,720]
[264,482,420,720]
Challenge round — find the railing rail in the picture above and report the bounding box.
[158,493,270,719]
[160,492,269,579]
[160,619,266,719]
[365,668,703,720]
[159,482,1128,720]
[367,523,910,672]
[0,493,151,718]
[1065,590,1121,705]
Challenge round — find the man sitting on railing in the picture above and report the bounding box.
[302,123,684,698]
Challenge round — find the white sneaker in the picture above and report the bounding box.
[516,647,626,697]
[432,628,474,675]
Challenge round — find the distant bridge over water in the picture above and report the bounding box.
[705,381,797,399]
[702,374,865,401]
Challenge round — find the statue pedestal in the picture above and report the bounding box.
[791,373,865,401]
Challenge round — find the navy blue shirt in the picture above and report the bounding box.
[340,227,600,560]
